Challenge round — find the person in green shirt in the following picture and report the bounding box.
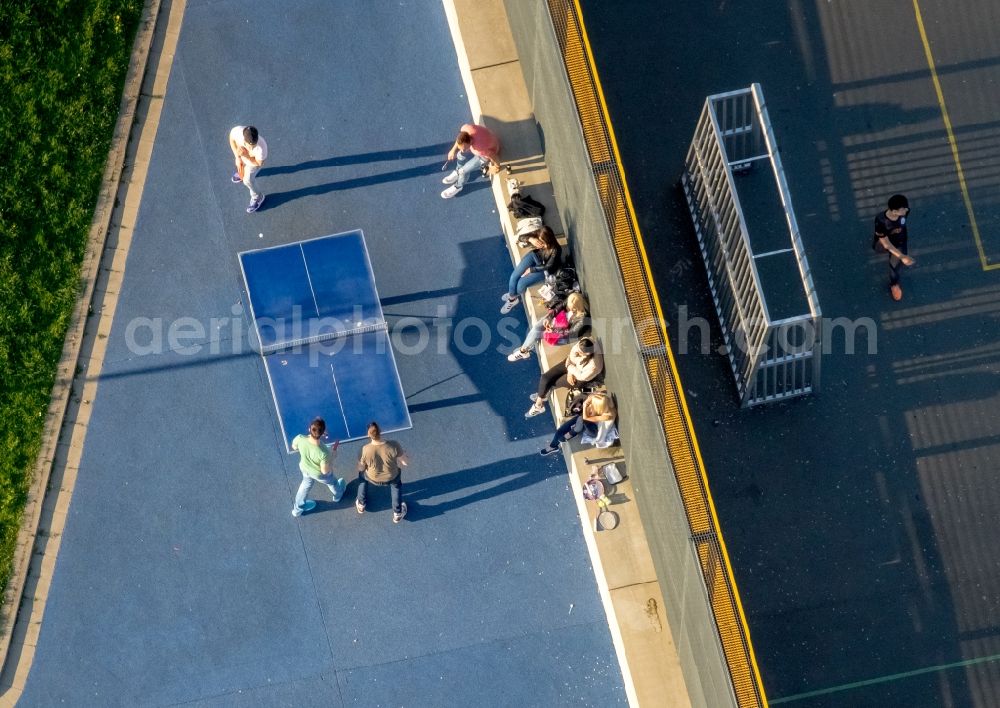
[291,418,346,517]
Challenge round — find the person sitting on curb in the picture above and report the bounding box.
[291,418,346,517]
[508,292,590,361]
[441,122,500,199]
[526,337,604,418]
[500,226,562,315]
[539,391,617,456]
[355,421,409,523]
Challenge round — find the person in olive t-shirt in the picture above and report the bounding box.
[355,421,409,523]
[873,194,915,301]
[291,418,346,517]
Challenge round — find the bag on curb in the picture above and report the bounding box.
[541,267,580,309]
[508,192,546,219]
[600,462,625,485]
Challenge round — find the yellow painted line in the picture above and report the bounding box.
[572,0,769,703]
[912,0,996,271]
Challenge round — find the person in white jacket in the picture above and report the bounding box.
[525,337,604,418]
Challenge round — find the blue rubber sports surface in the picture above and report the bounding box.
[240,231,411,450]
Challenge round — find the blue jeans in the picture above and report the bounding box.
[453,151,485,189]
[521,319,545,351]
[357,472,402,514]
[548,416,597,449]
[294,471,344,512]
[508,252,545,298]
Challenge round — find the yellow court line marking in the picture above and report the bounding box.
[572,0,769,702]
[912,0,996,271]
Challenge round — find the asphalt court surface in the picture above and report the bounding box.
[579,0,1000,705]
[15,1,625,705]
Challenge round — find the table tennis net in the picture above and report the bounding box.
[256,318,388,355]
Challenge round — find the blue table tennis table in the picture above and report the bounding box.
[239,230,411,452]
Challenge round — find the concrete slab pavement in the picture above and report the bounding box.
[578,0,1000,704]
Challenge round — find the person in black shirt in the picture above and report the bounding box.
[500,226,562,314]
[874,194,915,301]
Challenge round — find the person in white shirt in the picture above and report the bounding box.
[228,125,268,213]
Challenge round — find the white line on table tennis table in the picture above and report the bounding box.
[329,363,351,439]
[300,243,321,317]
[261,355,294,452]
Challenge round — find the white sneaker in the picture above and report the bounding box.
[442,171,459,185]
[525,401,546,418]
[506,177,519,193]
[500,296,519,314]
[441,185,462,199]
[507,348,530,362]
[393,502,408,524]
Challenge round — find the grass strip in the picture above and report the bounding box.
[0,0,144,594]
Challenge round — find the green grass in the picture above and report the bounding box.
[0,0,143,594]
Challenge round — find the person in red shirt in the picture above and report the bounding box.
[441,123,500,199]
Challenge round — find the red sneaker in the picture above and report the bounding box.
[890,284,902,301]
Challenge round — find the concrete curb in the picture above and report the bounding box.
[442,2,674,706]
[443,2,694,705]
[0,0,166,695]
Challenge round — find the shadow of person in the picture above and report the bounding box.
[264,142,453,176]
[261,161,444,209]
[446,180,492,198]
[398,453,566,521]
[306,498,353,515]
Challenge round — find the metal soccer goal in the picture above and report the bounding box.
[681,83,821,407]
